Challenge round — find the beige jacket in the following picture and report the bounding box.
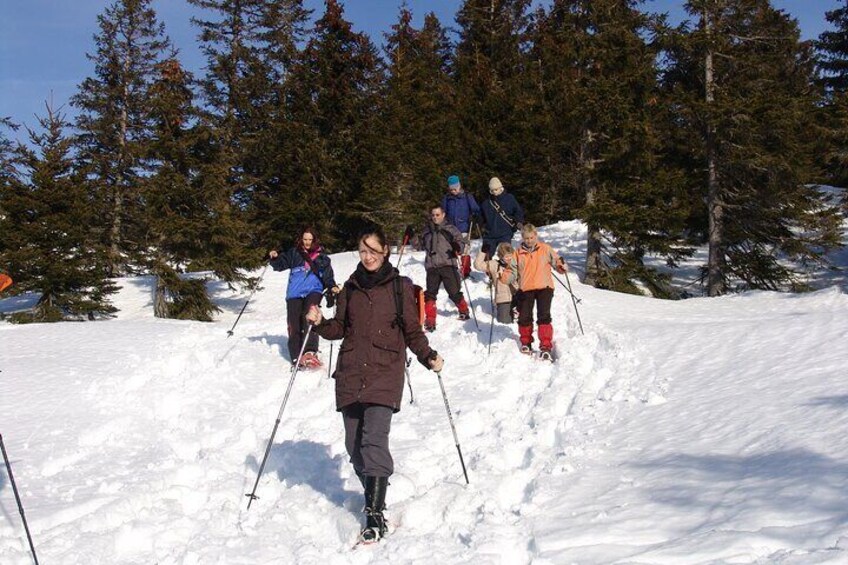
[474,251,517,304]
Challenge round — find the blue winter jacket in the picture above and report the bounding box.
[481,192,524,240]
[441,191,481,233]
[270,247,336,300]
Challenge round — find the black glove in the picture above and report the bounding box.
[325,291,335,308]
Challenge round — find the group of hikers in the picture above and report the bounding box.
[266,174,569,544]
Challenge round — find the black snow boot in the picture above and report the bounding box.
[360,476,388,543]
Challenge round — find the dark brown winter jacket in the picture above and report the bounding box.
[314,266,435,412]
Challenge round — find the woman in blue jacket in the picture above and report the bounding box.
[269,227,336,368]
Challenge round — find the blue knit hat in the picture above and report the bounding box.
[447,174,461,188]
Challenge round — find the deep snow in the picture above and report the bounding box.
[2,221,847,564]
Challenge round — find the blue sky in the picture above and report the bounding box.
[0,0,841,137]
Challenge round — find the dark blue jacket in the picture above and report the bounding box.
[441,191,481,233]
[481,192,524,240]
[270,247,335,300]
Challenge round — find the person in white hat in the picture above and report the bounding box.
[480,176,524,256]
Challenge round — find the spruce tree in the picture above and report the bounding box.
[0,105,116,322]
[286,0,384,245]
[453,0,534,208]
[815,1,848,191]
[666,0,841,294]
[72,0,174,277]
[142,59,217,320]
[530,0,691,294]
[189,0,302,267]
[360,8,460,241]
[246,0,314,249]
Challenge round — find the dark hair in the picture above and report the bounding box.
[358,226,391,259]
[431,205,444,214]
[297,226,319,250]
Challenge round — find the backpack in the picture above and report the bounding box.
[391,276,425,330]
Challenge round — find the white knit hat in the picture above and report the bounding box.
[488,177,504,194]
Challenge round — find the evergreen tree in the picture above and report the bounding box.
[143,59,219,320]
[665,0,841,295]
[0,118,21,279]
[189,0,307,266]
[816,0,848,93]
[72,0,174,276]
[359,8,460,240]
[530,0,691,294]
[0,105,116,322]
[453,0,534,208]
[246,0,314,248]
[815,1,848,190]
[286,0,384,245]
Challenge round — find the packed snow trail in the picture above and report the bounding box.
[2,221,847,564]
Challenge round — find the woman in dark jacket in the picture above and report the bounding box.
[306,227,444,543]
[269,227,336,368]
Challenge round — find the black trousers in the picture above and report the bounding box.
[286,292,322,361]
[516,288,553,326]
[342,403,394,478]
[425,265,464,304]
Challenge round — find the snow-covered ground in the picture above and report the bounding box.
[2,221,848,564]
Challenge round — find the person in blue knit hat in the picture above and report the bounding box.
[440,174,481,279]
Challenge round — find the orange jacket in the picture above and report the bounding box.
[500,241,562,291]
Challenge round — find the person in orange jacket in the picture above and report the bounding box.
[500,224,567,360]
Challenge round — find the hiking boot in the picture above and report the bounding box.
[539,349,553,361]
[520,344,533,355]
[457,311,470,321]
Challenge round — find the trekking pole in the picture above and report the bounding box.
[1,434,40,565]
[435,372,469,484]
[460,272,480,331]
[245,324,314,509]
[405,358,415,404]
[487,279,495,356]
[326,304,336,379]
[395,225,414,272]
[227,264,269,337]
[552,272,585,336]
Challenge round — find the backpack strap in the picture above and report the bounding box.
[342,283,353,331]
[392,276,406,340]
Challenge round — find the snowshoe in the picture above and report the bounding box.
[424,322,436,333]
[298,352,322,369]
[538,349,554,362]
[457,311,470,321]
[519,344,533,355]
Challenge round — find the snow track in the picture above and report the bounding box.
[2,221,847,564]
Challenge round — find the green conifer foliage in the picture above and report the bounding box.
[453,0,534,208]
[530,0,691,293]
[142,59,219,320]
[666,0,841,294]
[286,0,384,246]
[816,0,848,93]
[0,106,117,322]
[72,0,175,277]
[245,1,314,249]
[359,8,460,241]
[815,1,848,191]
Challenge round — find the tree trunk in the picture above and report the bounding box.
[582,127,602,287]
[154,274,169,319]
[704,8,725,297]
